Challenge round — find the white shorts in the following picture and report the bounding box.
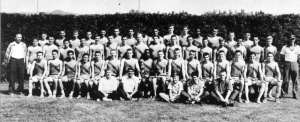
[77,75,91,82]
[265,77,282,85]
[30,76,44,82]
[61,75,76,82]
[245,77,264,85]
[45,75,60,82]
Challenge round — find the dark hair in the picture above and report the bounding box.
[220,70,227,74]
[218,50,225,54]
[67,50,74,55]
[235,50,242,55]
[203,52,210,57]
[267,52,274,56]
[80,53,89,63]
[174,48,181,52]
[63,40,72,48]
[141,49,152,60]
[52,49,59,54]
[36,51,43,55]
[95,51,101,55]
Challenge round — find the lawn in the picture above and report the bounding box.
[0,83,300,122]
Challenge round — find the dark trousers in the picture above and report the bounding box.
[7,58,25,93]
[203,90,239,104]
[94,90,119,100]
[282,62,299,95]
[118,83,142,100]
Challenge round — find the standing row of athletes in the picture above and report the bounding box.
[5,25,299,106]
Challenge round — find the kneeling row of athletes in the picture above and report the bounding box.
[28,48,282,105]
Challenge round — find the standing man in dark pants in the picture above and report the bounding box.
[280,34,300,99]
[5,33,27,96]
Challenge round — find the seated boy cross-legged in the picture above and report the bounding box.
[96,69,120,101]
[119,68,141,100]
[186,75,205,104]
[213,70,236,107]
[159,72,190,103]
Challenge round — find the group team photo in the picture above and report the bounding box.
[4,25,299,107]
[2,0,300,121]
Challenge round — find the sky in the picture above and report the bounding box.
[1,0,300,15]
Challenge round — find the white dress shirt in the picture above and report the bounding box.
[6,41,27,60]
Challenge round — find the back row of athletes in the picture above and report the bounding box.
[10,26,299,107]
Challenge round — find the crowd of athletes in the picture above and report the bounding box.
[4,25,299,107]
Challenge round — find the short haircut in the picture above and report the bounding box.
[218,50,225,54]
[157,50,164,54]
[249,52,256,56]
[190,50,196,53]
[171,35,177,38]
[187,35,193,39]
[127,48,133,52]
[235,50,242,55]
[36,51,43,55]
[220,70,227,74]
[174,48,181,52]
[52,49,59,54]
[267,52,274,56]
[203,53,209,57]
[82,53,89,58]
[95,51,101,54]
[67,50,74,55]
[110,49,117,52]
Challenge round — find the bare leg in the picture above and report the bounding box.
[52,79,58,98]
[257,83,265,103]
[86,80,93,100]
[264,82,270,98]
[244,80,250,103]
[76,80,82,99]
[44,80,53,97]
[58,79,65,98]
[28,79,33,97]
[152,78,157,98]
[238,80,244,103]
[158,93,170,102]
[40,79,44,97]
[275,81,282,102]
[69,79,75,99]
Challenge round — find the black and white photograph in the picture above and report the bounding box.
[1,0,300,121]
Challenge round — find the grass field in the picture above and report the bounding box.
[0,83,300,122]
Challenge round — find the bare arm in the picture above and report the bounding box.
[119,59,125,77]
[275,63,281,81]
[29,61,36,78]
[42,60,48,78]
[135,60,141,78]
[91,61,95,79]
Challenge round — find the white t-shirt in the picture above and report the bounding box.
[121,76,140,93]
[280,45,300,62]
[98,77,119,93]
